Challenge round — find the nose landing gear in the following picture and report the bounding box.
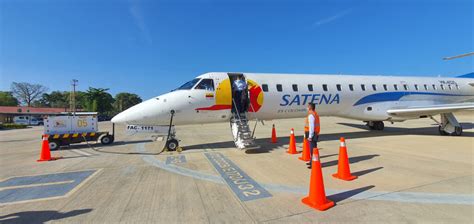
[164,110,181,152]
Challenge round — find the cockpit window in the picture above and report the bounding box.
[194,79,215,91]
[176,78,200,90]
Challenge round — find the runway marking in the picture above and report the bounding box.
[165,155,186,165]
[205,152,272,201]
[0,170,98,205]
[136,143,474,205]
[0,180,74,191]
[71,149,93,156]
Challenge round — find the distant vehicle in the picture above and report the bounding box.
[13,116,44,126]
[112,72,474,150]
[98,115,111,121]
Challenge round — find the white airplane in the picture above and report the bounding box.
[111,72,474,150]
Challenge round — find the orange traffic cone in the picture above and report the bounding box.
[332,137,357,181]
[299,133,311,161]
[287,128,298,154]
[302,147,335,211]
[271,124,277,143]
[37,135,61,162]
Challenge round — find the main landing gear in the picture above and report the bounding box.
[366,121,384,131]
[433,113,463,136]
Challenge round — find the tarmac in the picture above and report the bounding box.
[0,112,473,223]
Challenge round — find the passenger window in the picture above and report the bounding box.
[292,84,298,92]
[393,84,398,91]
[372,84,377,91]
[336,84,341,91]
[322,84,328,91]
[403,84,408,90]
[432,84,437,90]
[448,85,452,90]
[424,84,428,90]
[361,84,366,91]
[195,79,215,91]
[383,84,388,91]
[276,84,283,92]
[308,84,313,92]
[440,84,444,90]
[349,84,354,91]
[414,84,419,91]
[262,84,269,92]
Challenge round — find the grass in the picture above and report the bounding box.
[0,123,28,129]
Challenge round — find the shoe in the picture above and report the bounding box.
[306,162,311,165]
[307,166,312,169]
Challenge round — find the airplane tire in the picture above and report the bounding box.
[49,141,60,151]
[373,121,384,131]
[166,139,179,151]
[100,135,114,145]
[452,126,463,136]
[438,126,449,136]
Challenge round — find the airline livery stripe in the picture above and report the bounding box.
[353,92,473,106]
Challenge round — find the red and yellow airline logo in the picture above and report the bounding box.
[196,78,264,112]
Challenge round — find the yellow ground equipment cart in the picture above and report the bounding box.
[44,113,114,150]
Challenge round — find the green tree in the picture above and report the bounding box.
[83,87,114,115]
[11,82,48,106]
[0,91,19,106]
[34,91,87,109]
[114,92,142,112]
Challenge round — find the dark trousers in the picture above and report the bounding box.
[306,132,318,165]
[233,90,242,113]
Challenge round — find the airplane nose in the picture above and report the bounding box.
[111,111,126,123]
[110,98,162,124]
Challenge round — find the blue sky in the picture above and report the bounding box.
[1,0,472,100]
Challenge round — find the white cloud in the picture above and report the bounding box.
[129,0,152,44]
[313,9,352,27]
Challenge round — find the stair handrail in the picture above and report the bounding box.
[249,102,259,138]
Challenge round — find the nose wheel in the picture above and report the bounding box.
[166,139,179,151]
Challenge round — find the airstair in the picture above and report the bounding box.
[230,101,260,150]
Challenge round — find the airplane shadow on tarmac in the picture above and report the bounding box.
[184,122,474,153]
[59,140,159,155]
[0,209,92,224]
[338,122,474,138]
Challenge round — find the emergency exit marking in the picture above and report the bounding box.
[205,152,272,202]
[165,155,186,165]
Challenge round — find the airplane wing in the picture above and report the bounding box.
[387,103,474,117]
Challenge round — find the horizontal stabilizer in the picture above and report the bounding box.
[387,103,474,117]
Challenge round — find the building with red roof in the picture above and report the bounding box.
[0,106,70,123]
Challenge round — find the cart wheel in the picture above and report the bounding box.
[100,135,114,145]
[49,141,60,151]
[166,139,179,151]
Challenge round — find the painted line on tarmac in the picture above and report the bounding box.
[71,149,93,157]
[205,152,272,201]
[136,144,223,184]
[165,155,186,165]
[136,143,474,205]
[0,169,99,205]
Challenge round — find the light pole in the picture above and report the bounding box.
[70,79,78,116]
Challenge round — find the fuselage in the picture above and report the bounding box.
[111,72,474,125]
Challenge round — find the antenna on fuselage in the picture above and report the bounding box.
[443,52,474,60]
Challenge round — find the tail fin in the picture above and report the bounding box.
[457,72,474,78]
